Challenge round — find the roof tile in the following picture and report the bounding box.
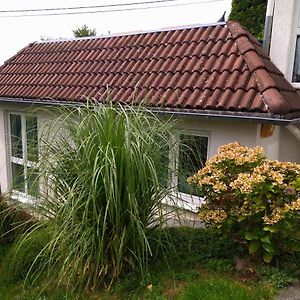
[0,21,299,119]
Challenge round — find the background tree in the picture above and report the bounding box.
[73,25,96,38]
[229,0,267,40]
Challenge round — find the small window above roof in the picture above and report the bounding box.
[292,36,300,82]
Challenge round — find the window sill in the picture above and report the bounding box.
[291,82,300,89]
[162,191,205,213]
[10,190,36,204]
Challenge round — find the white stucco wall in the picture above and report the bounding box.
[279,126,300,163]
[270,0,297,80]
[177,118,298,162]
[177,117,258,158]
[255,124,281,161]
[268,0,300,163]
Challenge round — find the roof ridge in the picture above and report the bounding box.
[227,20,291,115]
[34,21,227,44]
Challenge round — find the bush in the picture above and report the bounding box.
[161,227,242,265]
[20,103,174,290]
[229,0,267,40]
[188,142,300,263]
[2,226,51,284]
[257,265,296,289]
[0,197,34,244]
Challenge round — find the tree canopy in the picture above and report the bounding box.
[229,0,267,40]
[73,25,97,38]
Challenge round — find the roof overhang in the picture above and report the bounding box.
[0,96,300,125]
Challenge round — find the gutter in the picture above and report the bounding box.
[1,96,300,125]
[263,0,275,53]
[151,108,300,125]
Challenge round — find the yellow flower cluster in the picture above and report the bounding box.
[230,173,266,194]
[230,167,287,194]
[268,160,300,174]
[285,198,300,211]
[262,199,300,225]
[199,209,227,224]
[188,167,227,193]
[263,207,283,225]
[188,142,267,194]
[209,142,264,166]
[191,148,298,195]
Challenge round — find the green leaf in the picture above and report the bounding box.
[249,240,260,254]
[262,243,274,253]
[238,215,246,222]
[289,242,300,252]
[260,235,271,244]
[245,232,259,241]
[263,252,273,263]
[263,226,276,233]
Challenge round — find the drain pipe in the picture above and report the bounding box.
[287,125,300,142]
[263,0,275,53]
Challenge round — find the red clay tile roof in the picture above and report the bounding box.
[0,21,300,120]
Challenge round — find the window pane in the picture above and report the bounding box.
[293,36,300,82]
[178,135,208,196]
[27,167,39,197]
[26,116,38,162]
[11,162,25,192]
[10,114,23,158]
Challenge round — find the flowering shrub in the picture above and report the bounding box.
[188,142,300,263]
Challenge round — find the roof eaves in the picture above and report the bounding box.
[151,107,300,125]
[1,96,299,125]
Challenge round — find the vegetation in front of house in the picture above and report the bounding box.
[0,104,299,299]
[188,142,300,263]
[0,197,34,244]
[0,227,279,299]
[229,0,267,40]
[6,103,175,291]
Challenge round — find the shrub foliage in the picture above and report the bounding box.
[188,142,300,263]
[229,0,267,40]
[0,197,34,244]
[12,103,174,290]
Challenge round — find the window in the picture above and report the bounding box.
[177,133,209,196]
[292,36,300,82]
[8,113,39,199]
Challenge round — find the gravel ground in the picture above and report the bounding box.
[275,282,300,300]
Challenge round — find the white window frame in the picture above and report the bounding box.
[290,0,300,87]
[291,35,300,87]
[166,131,210,212]
[7,111,38,203]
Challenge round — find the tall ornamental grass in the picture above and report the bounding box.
[13,103,175,290]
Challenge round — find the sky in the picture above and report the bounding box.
[0,0,232,64]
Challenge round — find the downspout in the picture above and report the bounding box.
[263,0,275,54]
[287,125,300,142]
